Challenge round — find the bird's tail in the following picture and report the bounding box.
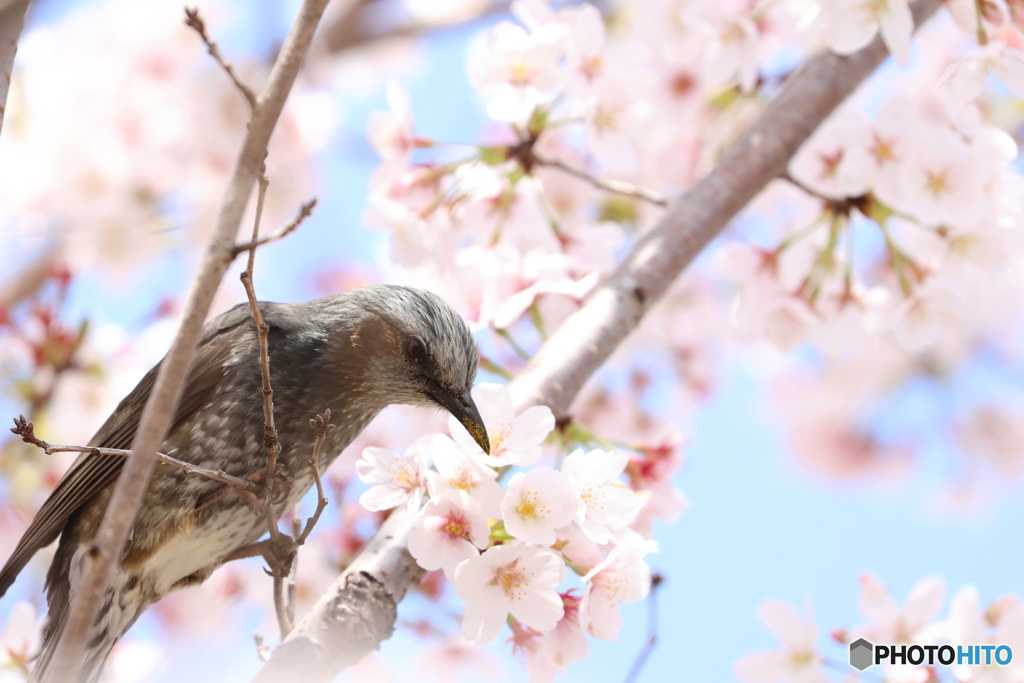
[31,587,149,683]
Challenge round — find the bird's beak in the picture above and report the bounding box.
[431,388,490,454]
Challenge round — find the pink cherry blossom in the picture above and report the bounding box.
[356,445,428,512]
[943,585,1024,682]
[426,434,506,518]
[820,0,914,66]
[734,600,827,683]
[449,383,555,467]
[561,449,643,544]
[501,466,578,545]
[523,591,589,682]
[454,543,566,645]
[408,490,491,580]
[856,573,946,645]
[467,20,566,123]
[580,529,657,641]
[939,41,1024,104]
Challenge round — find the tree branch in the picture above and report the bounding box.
[41,1,333,679]
[251,3,941,681]
[0,0,29,137]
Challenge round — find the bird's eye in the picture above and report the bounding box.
[404,337,426,364]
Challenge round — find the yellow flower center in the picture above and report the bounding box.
[515,491,550,521]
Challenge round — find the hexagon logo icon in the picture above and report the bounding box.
[849,638,874,671]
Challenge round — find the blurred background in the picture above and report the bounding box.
[2,0,1024,681]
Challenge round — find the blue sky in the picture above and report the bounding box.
[7,1,1024,682]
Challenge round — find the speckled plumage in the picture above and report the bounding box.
[0,285,485,683]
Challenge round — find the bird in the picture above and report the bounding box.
[0,284,490,683]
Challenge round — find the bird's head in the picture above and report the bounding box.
[332,285,490,454]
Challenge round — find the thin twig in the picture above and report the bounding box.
[183,7,257,108]
[9,415,259,492]
[532,154,669,207]
[41,1,334,679]
[232,199,318,257]
[296,412,333,543]
[623,572,663,683]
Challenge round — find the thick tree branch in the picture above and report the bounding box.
[0,0,29,137]
[41,1,332,680]
[252,3,941,681]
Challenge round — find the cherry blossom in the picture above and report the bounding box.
[734,600,827,683]
[501,466,578,545]
[408,490,491,580]
[856,573,946,645]
[560,448,643,544]
[467,20,567,123]
[523,591,588,682]
[939,41,1024,103]
[820,0,914,66]
[426,434,506,518]
[356,444,428,512]
[580,530,658,641]
[448,383,555,467]
[454,543,566,645]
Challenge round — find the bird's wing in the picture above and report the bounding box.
[0,302,262,597]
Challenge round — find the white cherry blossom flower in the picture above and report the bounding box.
[467,20,566,122]
[580,529,658,641]
[356,445,428,512]
[820,0,913,66]
[525,591,589,682]
[427,434,506,518]
[561,449,643,544]
[367,81,416,162]
[454,543,566,645]
[734,600,828,683]
[939,41,1024,104]
[856,573,946,645]
[502,466,578,545]
[408,490,491,580]
[449,383,555,467]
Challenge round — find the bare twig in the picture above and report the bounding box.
[10,415,259,493]
[623,572,663,683]
[42,2,333,680]
[533,154,669,207]
[183,7,257,108]
[232,198,318,257]
[297,412,333,545]
[252,3,941,682]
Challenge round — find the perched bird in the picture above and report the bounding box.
[0,285,489,683]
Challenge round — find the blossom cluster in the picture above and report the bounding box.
[736,573,1024,683]
[356,383,667,680]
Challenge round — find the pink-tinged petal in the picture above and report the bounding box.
[823,16,877,56]
[879,0,913,66]
[504,405,556,451]
[358,486,408,511]
[584,586,623,641]
[758,600,815,651]
[995,54,1024,98]
[904,575,945,631]
[734,651,790,683]
[859,573,899,625]
[510,587,564,632]
[461,593,507,645]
